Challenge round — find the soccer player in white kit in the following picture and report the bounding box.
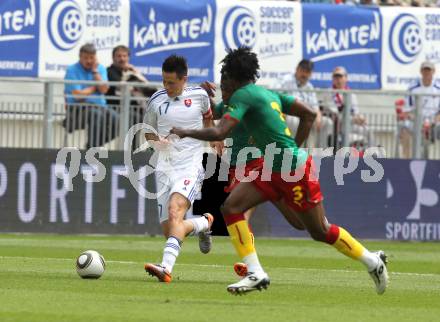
[144,55,216,283]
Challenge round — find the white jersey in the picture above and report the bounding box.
[406,81,440,120]
[277,74,319,111]
[145,86,212,170]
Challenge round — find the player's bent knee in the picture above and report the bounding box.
[221,193,249,214]
[169,193,190,210]
[291,221,305,231]
[169,202,186,213]
[309,229,327,242]
[167,204,187,225]
[220,202,242,216]
[167,210,182,222]
[219,203,228,215]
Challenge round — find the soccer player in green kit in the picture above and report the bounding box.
[171,47,389,295]
[203,81,306,277]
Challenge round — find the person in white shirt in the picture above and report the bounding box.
[143,55,218,283]
[277,59,333,148]
[322,66,374,149]
[398,61,440,158]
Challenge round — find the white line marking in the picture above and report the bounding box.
[0,256,438,278]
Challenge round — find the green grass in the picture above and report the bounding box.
[0,234,439,322]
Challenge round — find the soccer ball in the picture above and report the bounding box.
[76,250,106,279]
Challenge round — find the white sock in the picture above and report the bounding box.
[242,253,264,274]
[161,236,181,273]
[360,250,380,271]
[187,216,209,235]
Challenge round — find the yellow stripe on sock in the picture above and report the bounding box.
[227,220,256,258]
[332,227,365,260]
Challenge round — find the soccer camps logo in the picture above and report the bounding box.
[222,6,257,50]
[47,0,84,51]
[389,13,422,64]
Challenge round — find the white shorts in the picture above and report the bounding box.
[155,166,205,223]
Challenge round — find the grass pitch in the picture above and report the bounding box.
[0,234,439,322]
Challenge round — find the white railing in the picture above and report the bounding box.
[1,77,439,159]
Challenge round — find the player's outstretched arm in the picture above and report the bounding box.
[203,118,224,155]
[287,100,317,147]
[170,116,236,141]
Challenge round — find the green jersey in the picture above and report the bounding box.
[224,83,308,171]
[214,102,260,166]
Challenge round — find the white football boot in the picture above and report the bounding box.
[227,271,270,295]
[368,250,389,295]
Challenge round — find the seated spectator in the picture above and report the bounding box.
[276,59,333,148]
[107,45,157,149]
[398,61,440,158]
[64,43,118,149]
[322,66,374,149]
[107,45,157,110]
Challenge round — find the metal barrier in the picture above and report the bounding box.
[1,78,439,159]
[282,87,440,159]
[0,78,150,151]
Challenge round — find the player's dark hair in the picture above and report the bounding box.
[162,54,188,79]
[297,59,314,72]
[112,45,130,57]
[79,43,96,55]
[220,47,259,83]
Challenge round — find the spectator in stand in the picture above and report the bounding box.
[378,0,403,6]
[107,45,157,109]
[277,59,333,148]
[398,61,440,158]
[411,0,423,6]
[322,66,374,149]
[107,45,157,149]
[359,0,379,5]
[64,43,119,149]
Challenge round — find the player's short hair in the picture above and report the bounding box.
[220,47,260,83]
[112,45,130,57]
[297,59,314,72]
[79,43,96,55]
[162,54,188,79]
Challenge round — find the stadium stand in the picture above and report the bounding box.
[1,78,438,159]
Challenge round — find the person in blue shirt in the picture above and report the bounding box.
[64,43,118,148]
